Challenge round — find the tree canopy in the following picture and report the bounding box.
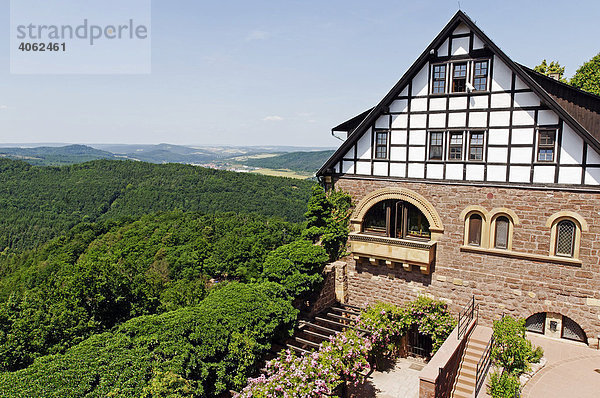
[570,53,600,96]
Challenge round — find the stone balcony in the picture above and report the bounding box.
[348,233,436,274]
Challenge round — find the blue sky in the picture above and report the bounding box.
[0,0,599,147]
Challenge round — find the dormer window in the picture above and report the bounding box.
[432,64,447,94]
[452,63,467,92]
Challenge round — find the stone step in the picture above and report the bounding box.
[452,390,472,398]
[457,377,476,388]
[455,382,474,395]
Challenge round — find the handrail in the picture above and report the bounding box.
[457,296,476,340]
[475,335,494,397]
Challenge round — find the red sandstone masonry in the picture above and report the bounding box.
[333,177,600,343]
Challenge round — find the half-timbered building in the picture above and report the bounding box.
[317,11,600,347]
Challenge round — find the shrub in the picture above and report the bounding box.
[0,282,298,397]
[491,316,543,375]
[237,329,371,397]
[488,370,521,398]
[262,240,328,298]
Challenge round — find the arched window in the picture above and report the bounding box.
[362,200,430,240]
[555,220,576,257]
[494,216,510,249]
[468,213,482,246]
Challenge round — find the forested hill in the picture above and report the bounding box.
[242,150,335,173]
[0,158,313,250]
[0,144,116,166]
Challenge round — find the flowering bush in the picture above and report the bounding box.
[236,330,371,398]
[357,297,456,357]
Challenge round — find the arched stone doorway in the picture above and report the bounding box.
[525,312,588,344]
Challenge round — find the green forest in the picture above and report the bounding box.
[0,158,350,397]
[242,150,335,173]
[0,158,313,250]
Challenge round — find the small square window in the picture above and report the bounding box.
[429,132,443,160]
[469,132,484,161]
[432,64,447,94]
[449,133,463,160]
[473,61,488,91]
[452,63,467,93]
[537,130,556,162]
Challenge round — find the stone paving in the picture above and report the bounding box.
[521,333,600,398]
[347,357,424,398]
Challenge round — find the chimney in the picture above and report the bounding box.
[548,72,560,81]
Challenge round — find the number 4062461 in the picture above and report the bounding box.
[18,42,66,52]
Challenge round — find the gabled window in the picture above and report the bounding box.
[375,131,388,159]
[473,60,488,91]
[452,63,467,92]
[449,132,463,160]
[432,64,447,94]
[469,132,484,161]
[429,132,443,160]
[537,129,555,162]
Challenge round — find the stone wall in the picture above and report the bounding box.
[332,176,600,346]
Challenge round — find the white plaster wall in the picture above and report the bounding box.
[491,93,511,108]
[450,96,468,110]
[488,129,509,145]
[411,114,427,128]
[342,160,355,174]
[437,38,449,57]
[430,98,446,111]
[469,96,488,109]
[356,161,371,175]
[509,166,530,182]
[469,112,487,127]
[400,86,409,97]
[585,167,600,185]
[511,128,534,145]
[453,23,470,34]
[343,146,355,160]
[390,146,407,161]
[446,164,463,180]
[488,147,508,163]
[491,57,512,91]
[510,147,532,163]
[411,98,427,112]
[391,114,408,129]
[373,162,388,176]
[407,163,425,178]
[472,34,484,50]
[429,113,446,128]
[512,110,535,126]
[427,164,444,179]
[390,163,406,177]
[448,112,466,127]
[533,166,555,183]
[390,130,407,145]
[412,64,430,97]
[514,92,540,108]
[558,167,582,184]
[514,76,529,90]
[489,111,510,127]
[487,165,507,182]
[538,110,559,126]
[408,147,425,161]
[452,37,469,55]
[390,99,408,113]
[375,114,389,128]
[466,164,485,181]
[357,129,372,160]
[559,124,583,165]
[409,130,427,145]
[587,146,600,164]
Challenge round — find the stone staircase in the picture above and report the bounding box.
[452,326,493,398]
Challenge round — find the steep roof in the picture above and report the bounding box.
[332,108,373,133]
[522,65,600,143]
[317,10,600,176]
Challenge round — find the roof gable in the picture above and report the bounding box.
[318,10,600,176]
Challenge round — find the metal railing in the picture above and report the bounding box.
[457,296,477,339]
[475,335,494,397]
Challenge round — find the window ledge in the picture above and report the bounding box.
[459,245,582,266]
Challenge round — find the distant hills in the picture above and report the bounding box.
[0,145,116,166]
[0,143,336,173]
[240,150,335,173]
